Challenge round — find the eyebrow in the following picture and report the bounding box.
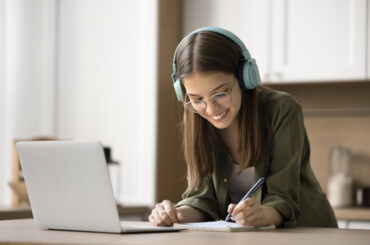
[186,82,229,97]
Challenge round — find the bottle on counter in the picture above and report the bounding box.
[328,145,353,208]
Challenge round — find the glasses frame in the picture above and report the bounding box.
[183,80,237,114]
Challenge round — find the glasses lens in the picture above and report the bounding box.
[184,96,206,113]
[184,92,232,113]
[211,92,232,106]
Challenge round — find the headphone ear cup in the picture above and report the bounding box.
[173,78,184,102]
[239,59,261,90]
[237,61,247,90]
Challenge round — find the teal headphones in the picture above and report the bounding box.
[171,26,261,102]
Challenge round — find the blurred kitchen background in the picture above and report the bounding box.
[1,0,370,229]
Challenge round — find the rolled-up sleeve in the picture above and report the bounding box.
[175,178,220,221]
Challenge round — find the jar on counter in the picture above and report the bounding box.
[328,145,353,208]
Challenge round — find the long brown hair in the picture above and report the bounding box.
[176,32,270,193]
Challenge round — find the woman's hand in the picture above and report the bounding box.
[227,197,264,227]
[149,200,183,226]
[227,197,282,227]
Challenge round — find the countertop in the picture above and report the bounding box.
[334,207,370,221]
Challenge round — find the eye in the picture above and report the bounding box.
[213,92,228,99]
[191,100,203,104]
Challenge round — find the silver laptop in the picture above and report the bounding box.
[16,140,181,233]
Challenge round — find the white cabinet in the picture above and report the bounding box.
[182,0,368,83]
[270,0,367,82]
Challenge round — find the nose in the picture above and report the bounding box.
[205,100,220,115]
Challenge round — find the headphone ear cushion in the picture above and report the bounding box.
[238,59,261,90]
[173,79,184,102]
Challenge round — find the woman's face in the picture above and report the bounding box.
[183,71,242,130]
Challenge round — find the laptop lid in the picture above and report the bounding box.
[17,140,123,233]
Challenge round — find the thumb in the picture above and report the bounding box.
[227,203,236,213]
[177,212,184,221]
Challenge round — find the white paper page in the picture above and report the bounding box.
[185,221,242,228]
[174,221,275,232]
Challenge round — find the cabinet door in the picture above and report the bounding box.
[270,0,367,82]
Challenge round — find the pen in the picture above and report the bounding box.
[224,177,265,222]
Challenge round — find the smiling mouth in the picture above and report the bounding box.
[211,110,227,120]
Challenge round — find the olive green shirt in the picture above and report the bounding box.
[176,90,338,228]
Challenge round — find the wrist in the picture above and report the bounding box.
[261,205,283,227]
[176,205,205,223]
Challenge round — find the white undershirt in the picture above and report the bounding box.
[228,164,255,203]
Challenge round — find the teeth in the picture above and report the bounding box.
[212,111,226,120]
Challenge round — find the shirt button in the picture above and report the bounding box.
[224,178,228,183]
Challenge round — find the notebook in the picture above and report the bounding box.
[16,140,182,234]
[174,220,275,232]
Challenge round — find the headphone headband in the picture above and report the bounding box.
[171,26,261,102]
[172,27,251,68]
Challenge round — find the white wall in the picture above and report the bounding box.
[5,0,56,139]
[0,0,6,205]
[0,0,158,206]
[0,0,57,205]
[56,0,158,206]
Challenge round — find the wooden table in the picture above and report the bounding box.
[1,219,370,245]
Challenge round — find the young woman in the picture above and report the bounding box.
[149,27,337,228]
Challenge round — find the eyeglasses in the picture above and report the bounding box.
[184,80,236,114]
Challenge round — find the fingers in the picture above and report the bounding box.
[149,204,167,226]
[227,203,236,214]
[162,200,180,223]
[157,203,173,226]
[232,203,258,222]
[148,200,181,226]
[230,197,263,226]
[234,211,263,227]
[149,210,166,226]
[231,197,257,217]
[177,212,184,221]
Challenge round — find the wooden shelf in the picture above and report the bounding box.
[266,81,370,116]
[334,208,370,221]
[0,205,150,221]
[0,206,33,220]
[117,205,150,220]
